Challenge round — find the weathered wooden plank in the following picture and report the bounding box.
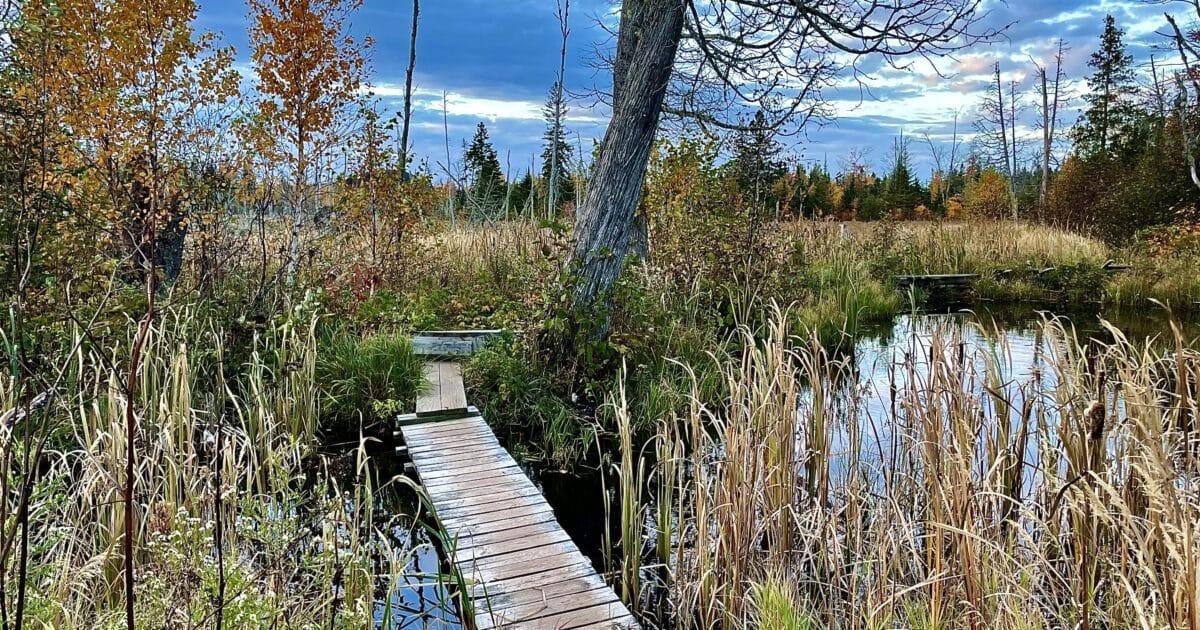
[407,434,502,456]
[457,546,593,582]
[412,336,478,356]
[429,490,548,520]
[439,510,559,536]
[398,378,638,630]
[411,452,516,476]
[454,520,569,552]
[418,465,526,490]
[417,460,523,483]
[405,425,493,442]
[479,599,635,630]
[421,476,534,503]
[415,363,443,413]
[438,502,557,530]
[408,443,506,464]
[423,479,542,507]
[412,329,509,356]
[410,447,514,469]
[474,578,615,629]
[403,414,486,434]
[894,273,980,287]
[440,362,467,409]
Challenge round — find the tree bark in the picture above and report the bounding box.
[568,0,682,325]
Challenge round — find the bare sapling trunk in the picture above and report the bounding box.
[548,0,570,219]
[399,0,418,179]
[286,136,306,286]
[568,0,683,330]
[1037,40,1065,211]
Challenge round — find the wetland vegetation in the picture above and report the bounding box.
[4,0,1200,628]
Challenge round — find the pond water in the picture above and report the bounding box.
[375,304,1200,627]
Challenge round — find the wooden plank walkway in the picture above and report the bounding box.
[400,362,638,629]
[417,362,468,413]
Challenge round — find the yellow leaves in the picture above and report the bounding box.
[246,0,372,174]
[963,168,1011,219]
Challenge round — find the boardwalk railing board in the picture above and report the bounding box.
[397,361,638,629]
[412,329,513,356]
[894,273,980,287]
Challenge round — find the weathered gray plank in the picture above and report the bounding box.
[438,502,557,530]
[415,363,443,413]
[439,362,467,409]
[399,383,638,629]
[479,600,635,630]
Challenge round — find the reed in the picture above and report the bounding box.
[1,307,432,627]
[613,304,1200,629]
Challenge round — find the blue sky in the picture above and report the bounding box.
[195,0,1183,179]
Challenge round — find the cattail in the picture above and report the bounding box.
[1086,400,1105,442]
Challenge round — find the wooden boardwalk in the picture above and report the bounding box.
[399,361,638,629]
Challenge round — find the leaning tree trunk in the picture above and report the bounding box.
[567,0,683,336]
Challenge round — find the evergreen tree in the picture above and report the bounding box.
[462,122,507,215]
[728,110,786,210]
[541,84,574,212]
[883,133,922,211]
[510,170,537,217]
[806,165,837,217]
[1074,15,1142,160]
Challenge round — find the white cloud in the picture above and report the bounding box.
[368,84,605,124]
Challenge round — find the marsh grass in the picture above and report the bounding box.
[612,303,1200,629]
[315,330,425,435]
[1,307,447,628]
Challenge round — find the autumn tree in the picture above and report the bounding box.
[247,0,371,285]
[963,167,1012,218]
[31,0,237,625]
[566,0,997,342]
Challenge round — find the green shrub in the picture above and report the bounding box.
[465,334,590,466]
[315,331,425,436]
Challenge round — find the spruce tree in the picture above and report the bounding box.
[884,133,922,211]
[1074,15,1141,160]
[462,122,507,216]
[541,84,574,213]
[729,110,786,210]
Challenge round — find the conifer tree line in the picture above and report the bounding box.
[633,11,1200,245]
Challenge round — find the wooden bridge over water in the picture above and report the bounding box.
[395,331,638,629]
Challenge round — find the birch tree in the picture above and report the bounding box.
[247,0,370,286]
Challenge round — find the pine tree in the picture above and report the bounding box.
[462,122,506,217]
[1074,15,1141,159]
[541,84,574,213]
[729,110,786,210]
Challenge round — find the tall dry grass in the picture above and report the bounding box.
[3,307,441,627]
[615,304,1200,629]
